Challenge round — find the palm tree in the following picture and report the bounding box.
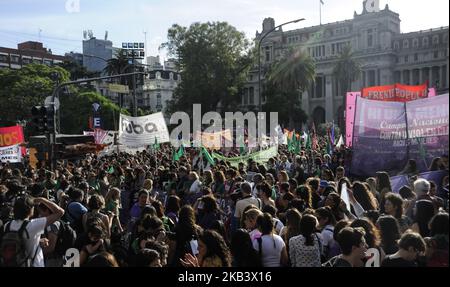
[333,45,361,132]
[267,48,316,129]
[103,49,129,77]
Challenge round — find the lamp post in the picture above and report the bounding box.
[257,18,305,112]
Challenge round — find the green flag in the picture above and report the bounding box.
[201,146,215,166]
[173,145,185,161]
[152,137,160,150]
[306,132,312,150]
[107,166,114,174]
[239,136,246,155]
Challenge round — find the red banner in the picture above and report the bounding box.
[0,125,25,155]
[361,82,428,102]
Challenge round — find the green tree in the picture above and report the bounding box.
[266,48,316,129]
[0,64,124,136]
[161,22,253,115]
[0,64,69,127]
[60,91,126,134]
[332,45,361,131]
[57,60,97,81]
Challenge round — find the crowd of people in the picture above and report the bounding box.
[0,135,448,267]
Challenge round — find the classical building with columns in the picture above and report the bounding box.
[243,0,449,127]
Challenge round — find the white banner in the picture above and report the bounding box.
[0,144,22,163]
[119,113,170,147]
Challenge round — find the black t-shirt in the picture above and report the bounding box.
[381,256,417,267]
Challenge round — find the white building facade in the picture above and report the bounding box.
[245,0,449,127]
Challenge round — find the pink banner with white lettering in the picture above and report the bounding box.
[345,92,359,147]
[346,88,436,147]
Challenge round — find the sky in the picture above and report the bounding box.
[0,0,448,62]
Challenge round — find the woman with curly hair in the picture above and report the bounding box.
[384,192,412,233]
[352,181,379,211]
[181,230,231,267]
[351,218,385,267]
[376,215,401,255]
[168,205,202,266]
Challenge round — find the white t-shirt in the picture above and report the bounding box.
[252,234,285,267]
[7,217,47,267]
[189,179,202,194]
[273,218,284,235]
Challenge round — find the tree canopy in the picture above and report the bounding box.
[161,22,254,115]
[0,64,123,137]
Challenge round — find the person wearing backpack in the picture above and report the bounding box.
[1,196,64,267]
[66,188,87,234]
[38,203,76,267]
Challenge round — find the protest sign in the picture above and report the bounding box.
[119,112,170,147]
[0,144,22,163]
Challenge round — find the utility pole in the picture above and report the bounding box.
[132,51,137,116]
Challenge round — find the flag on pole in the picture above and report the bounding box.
[152,137,160,150]
[306,132,312,150]
[173,145,185,161]
[336,135,344,148]
[201,146,215,166]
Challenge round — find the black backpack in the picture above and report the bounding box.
[46,220,77,256]
[0,220,37,267]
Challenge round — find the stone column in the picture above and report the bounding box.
[399,70,403,84]
[325,75,334,122]
[428,67,433,86]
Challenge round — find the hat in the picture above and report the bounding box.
[320,180,329,188]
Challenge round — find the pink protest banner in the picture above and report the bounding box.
[0,125,26,155]
[345,92,359,147]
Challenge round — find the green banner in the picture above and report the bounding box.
[212,146,278,167]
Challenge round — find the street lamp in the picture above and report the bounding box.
[257,18,305,112]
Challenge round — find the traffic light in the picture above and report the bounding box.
[45,105,55,133]
[31,105,47,134]
[31,105,55,134]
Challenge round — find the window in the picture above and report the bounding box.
[434,51,439,58]
[413,38,419,48]
[248,75,253,81]
[265,46,270,62]
[249,87,254,105]
[422,37,429,47]
[22,58,31,64]
[367,28,373,47]
[10,55,19,63]
[414,53,418,61]
[44,59,52,66]
[243,88,248,105]
[394,41,400,50]
[156,94,162,106]
[404,55,409,63]
[432,35,439,45]
[332,44,335,55]
[403,39,409,49]
[0,54,8,62]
